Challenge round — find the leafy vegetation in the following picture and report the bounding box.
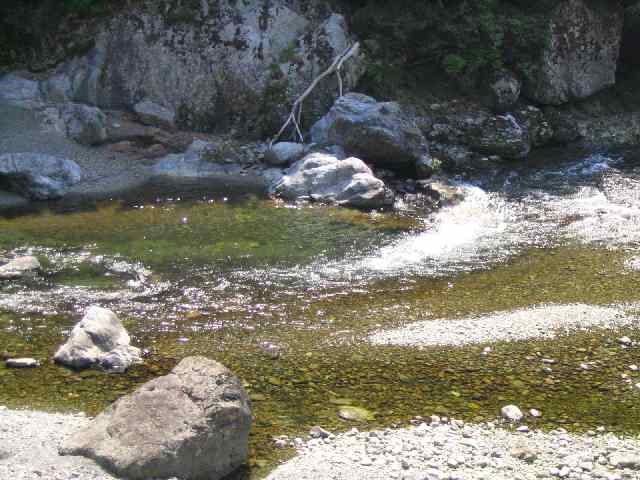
[347,0,551,98]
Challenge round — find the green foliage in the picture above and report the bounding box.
[442,54,467,75]
[350,0,551,95]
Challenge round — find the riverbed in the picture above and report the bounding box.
[2,120,640,477]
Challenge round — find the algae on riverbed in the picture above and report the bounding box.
[2,186,640,478]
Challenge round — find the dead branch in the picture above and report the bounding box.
[270,41,360,147]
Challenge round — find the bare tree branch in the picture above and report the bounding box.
[270,41,360,148]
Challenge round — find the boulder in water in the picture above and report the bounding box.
[311,93,430,172]
[271,153,394,209]
[0,153,82,200]
[60,356,251,480]
[54,306,142,372]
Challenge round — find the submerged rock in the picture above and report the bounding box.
[338,406,374,422]
[271,152,394,209]
[0,256,41,279]
[522,0,624,105]
[310,93,430,171]
[0,153,82,200]
[60,356,251,480]
[53,306,142,372]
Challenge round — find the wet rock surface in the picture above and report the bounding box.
[60,356,251,480]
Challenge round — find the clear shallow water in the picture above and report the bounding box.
[2,150,640,477]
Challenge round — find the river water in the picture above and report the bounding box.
[1,136,640,476]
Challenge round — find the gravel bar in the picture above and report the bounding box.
[0,406,117,480]
[369,304,637,348]
[266,418,640,480]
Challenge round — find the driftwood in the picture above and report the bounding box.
[270,42,360,147]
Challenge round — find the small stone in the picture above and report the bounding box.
[309,426,331,439]
[274,439,287,449]
[609,453,640,469]
[517,425,530,433]
[618,336,632,346]
[501,405,524,423]
[529,409,541,418]
[510,445,538,463]
[629,364,639,371]
[5,358,40,368]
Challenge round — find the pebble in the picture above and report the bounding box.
[618,336,632,346]
[265,420,640,480]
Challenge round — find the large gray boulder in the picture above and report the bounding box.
[60,356,251,480]
[310,93,429,171]
[44,4,364,135]
[54,306,142,372]
[0,153,82,200]
[271,152,393,208]
[522,0,624,105]
[0,74,43,109]
[59,103,108,145]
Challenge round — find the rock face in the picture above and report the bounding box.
[0,256,41,279]
[60,356,251,480]
[271,152,393,208]
[59,103,107,145]
[523,0,624,105]
[45,3,363,135]
[54,306,142,372]
[0,153,82,200]
[310,93,429,171]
